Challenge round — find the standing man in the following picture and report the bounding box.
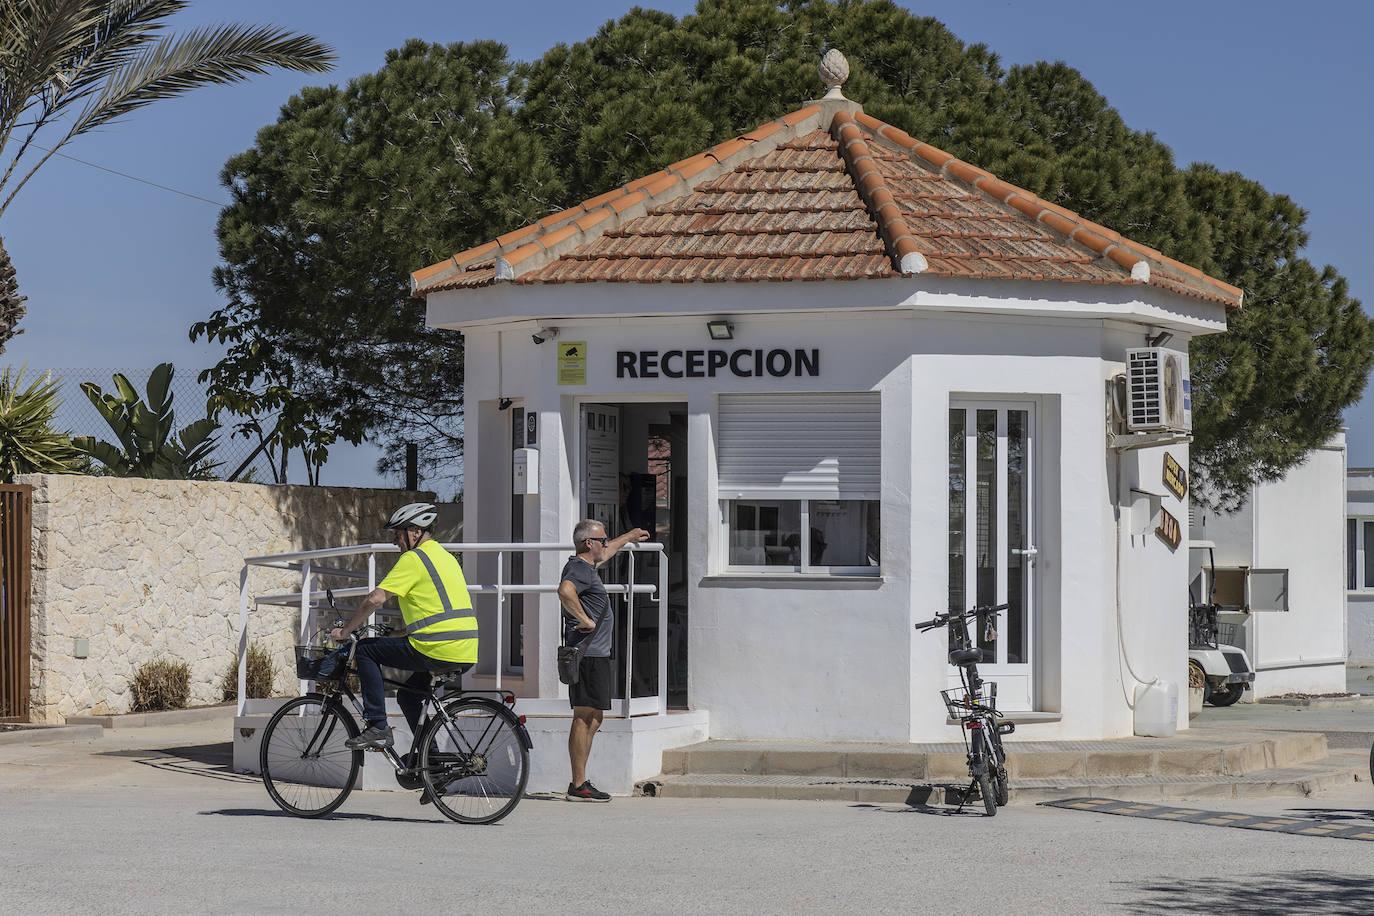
[557,518,649,801]
[330,503,478,752]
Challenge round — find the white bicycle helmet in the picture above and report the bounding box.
[386,502,438,531]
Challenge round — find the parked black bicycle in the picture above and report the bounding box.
[915,604,1014,816]
[259,593,532,824]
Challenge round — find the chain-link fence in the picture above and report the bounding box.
[45,367,279,483]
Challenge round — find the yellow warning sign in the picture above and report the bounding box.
[1162,452,1188,500]
[557,341,587,386]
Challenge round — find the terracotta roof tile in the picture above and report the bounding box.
[412,105,1239,309]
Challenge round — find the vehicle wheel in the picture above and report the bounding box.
[421,697,529,825]
[989,731,1010,807]
[260,695,361,817]
[1368,741,1373,788]
[971,731,997,816]
[1207,683,1245,707]
[1188,660,1209,702]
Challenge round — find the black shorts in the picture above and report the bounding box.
[569,656,612,710]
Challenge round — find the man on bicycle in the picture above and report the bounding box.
[329,503,478,750]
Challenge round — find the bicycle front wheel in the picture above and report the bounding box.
[260,695,362,817]
[421,697,529,825]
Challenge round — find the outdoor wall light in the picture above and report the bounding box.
[1147,329,1174,348]
[707,319,734,340]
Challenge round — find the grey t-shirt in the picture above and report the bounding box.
[560,555,612,658]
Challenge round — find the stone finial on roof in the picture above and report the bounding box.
[819,49,849,99]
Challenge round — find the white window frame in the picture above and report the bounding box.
[1348,516,1374,593]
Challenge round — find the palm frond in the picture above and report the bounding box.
[72,23,336,135]
[0,0,106,142]
[56,1,191,112]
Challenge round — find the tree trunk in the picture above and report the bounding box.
[0,233,27,353]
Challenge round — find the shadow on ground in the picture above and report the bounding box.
[99,742,254,782]
[201,808,482,826]
[1123,871,1374,914]
[1280,806,1374,825]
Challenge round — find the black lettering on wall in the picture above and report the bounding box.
[795,348,819,377]
[617,351,637,378]
[686,350,705,378]
[640,351,659,378]
[662,350,684,378]
[708,350,728,376]
[730,349,751,376]
[766,349,792,377]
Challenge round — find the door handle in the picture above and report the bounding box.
[1012,546,1039,564]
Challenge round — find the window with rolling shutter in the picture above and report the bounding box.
[717,392,881,573]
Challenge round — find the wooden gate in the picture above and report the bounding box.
[0,484,32,722]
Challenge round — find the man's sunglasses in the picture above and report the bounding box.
[585,536,610,546]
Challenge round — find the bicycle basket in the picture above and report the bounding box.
[295,645,328,679]
[941,683,996,718]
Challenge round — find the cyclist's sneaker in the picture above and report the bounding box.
[566,781,611,802]
[344,724,393,750]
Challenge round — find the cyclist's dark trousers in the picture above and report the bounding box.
[353,637,463,732]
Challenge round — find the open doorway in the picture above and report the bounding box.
[580,402,688,708]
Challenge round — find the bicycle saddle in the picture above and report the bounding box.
[948,647,984,665]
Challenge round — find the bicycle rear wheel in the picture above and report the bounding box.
[971,730,997,816]
[420,697,529,825]
[260,695,362,817]
[989,728,1010,807]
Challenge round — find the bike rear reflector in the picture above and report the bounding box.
[965,720,982,730]
[518,715,527,725]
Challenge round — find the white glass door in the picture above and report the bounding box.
[948,401,1037,711]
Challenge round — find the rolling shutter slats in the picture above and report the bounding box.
[717,392,880,499]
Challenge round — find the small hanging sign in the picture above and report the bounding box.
[1162,452,1188,500]
[1156,506,1182,551]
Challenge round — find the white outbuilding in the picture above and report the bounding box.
[411,55,1241,758]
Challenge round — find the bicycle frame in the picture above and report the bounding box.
[316,667,527,778]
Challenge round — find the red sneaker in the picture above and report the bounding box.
[566,781,611,802]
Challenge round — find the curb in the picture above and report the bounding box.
[65,703,238,729]
[0,724,104,747]
[1257,696,1374,708]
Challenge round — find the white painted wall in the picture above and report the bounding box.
[440,279,1223,743]
[1250,439,1347,694]
[1192,439,1347,696]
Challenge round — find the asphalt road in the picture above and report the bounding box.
[1,719,1372,915]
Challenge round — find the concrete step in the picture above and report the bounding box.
[658,731,1329,783]
[637,757,1364,805]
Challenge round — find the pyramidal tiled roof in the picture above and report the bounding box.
[412,87,1241,310]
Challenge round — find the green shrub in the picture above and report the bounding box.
[220,642,278,702]
[130,659,190,712]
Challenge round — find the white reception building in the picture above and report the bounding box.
[410,58,1242,758]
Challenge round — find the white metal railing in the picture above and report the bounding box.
[237,541,668,719]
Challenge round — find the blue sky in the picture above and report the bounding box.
[4,0,1371,489]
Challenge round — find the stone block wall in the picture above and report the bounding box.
[22,474,432,722]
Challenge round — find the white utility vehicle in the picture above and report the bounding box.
[1188,540,1256,706]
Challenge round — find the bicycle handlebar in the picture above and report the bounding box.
[914,603,1010,631]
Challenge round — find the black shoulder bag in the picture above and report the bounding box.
[557,605,605,686]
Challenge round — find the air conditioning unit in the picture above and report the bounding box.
[1126,347,1190,432]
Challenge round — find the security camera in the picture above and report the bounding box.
[531,326,559,345]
